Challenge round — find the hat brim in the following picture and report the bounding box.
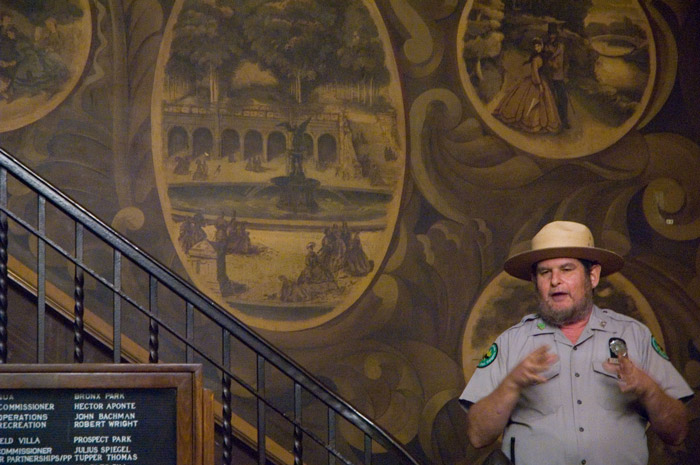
[503,246,624,280]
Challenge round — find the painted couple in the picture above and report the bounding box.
[493,23,570,134]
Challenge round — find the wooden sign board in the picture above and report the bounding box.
[0,364,212,465]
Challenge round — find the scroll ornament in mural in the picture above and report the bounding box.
[411,0,688,229]
[153,0,405,331]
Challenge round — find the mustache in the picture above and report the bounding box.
[538,291,593,327]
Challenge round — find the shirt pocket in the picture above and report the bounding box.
[592,361,638,412]
[511,360,561,421]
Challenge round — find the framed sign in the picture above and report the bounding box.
[0,364,211,465]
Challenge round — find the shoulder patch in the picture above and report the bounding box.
[651,335,669,360]
[477,343,498,368]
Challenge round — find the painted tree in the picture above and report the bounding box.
[506,0,592,34]
[167,1,243,103]
[8,0,82,25]
[463,0,505,82]
[334,1,389,107]
[241,0,339,104]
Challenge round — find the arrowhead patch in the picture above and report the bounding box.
[477,343,498,368]
[651,335,669,360]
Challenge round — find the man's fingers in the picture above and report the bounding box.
[530,345,550,357]
[532,348,557,369]
[521,347,557,383]
[618,355,636,377]
[511,346,558,388]
[602,361,620,376]
[531,345,557,362]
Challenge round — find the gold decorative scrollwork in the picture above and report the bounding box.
[643,178,700,240]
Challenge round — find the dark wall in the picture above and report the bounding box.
[0,1,698,464]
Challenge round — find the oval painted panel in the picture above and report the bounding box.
[457,0,656,159]
[152,0,405,331]
[0,0,91,132]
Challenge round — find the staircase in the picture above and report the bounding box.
[0,146,422,465]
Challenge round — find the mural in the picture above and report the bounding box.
[458,0,655,159]
[0,0,91,133]
[0,0,698,464]
[152,0,405,331]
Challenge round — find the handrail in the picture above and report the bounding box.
[0,146,422,465]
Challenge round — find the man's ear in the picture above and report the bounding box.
[530,269,539,290]
[589,263,602,288]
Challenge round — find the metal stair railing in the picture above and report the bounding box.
[0,146,422,465]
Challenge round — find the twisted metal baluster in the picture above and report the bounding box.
[0,171,7,363]
[186,302,194,363]
[36,197,46,363]
[148,276,158,363]
[365,434,372,465]
[328,408,336,465]
[294,383,303,465]
[222,329,232,465]
[257,354,266,465]
[73,223,84,363]
[112,250,121,363]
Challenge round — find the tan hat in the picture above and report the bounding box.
[503,221,624,280]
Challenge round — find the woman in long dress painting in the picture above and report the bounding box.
[493,37,561,133]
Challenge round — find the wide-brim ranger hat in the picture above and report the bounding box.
[503,221,624,280]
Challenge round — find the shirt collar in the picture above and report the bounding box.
[530,305,613,335]
[589,305,614,333]
[530,315,555,335]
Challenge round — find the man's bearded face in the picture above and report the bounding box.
[534,258,599,327]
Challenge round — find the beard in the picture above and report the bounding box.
[538,278,594,327]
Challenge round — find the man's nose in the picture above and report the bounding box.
[550,270,561,286]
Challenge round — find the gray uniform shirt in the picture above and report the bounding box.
[460,306,694,465]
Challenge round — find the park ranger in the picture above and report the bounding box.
[460,221,693,465]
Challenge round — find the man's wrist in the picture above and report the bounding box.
[500,375,524,397]
[638,377,663,405]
